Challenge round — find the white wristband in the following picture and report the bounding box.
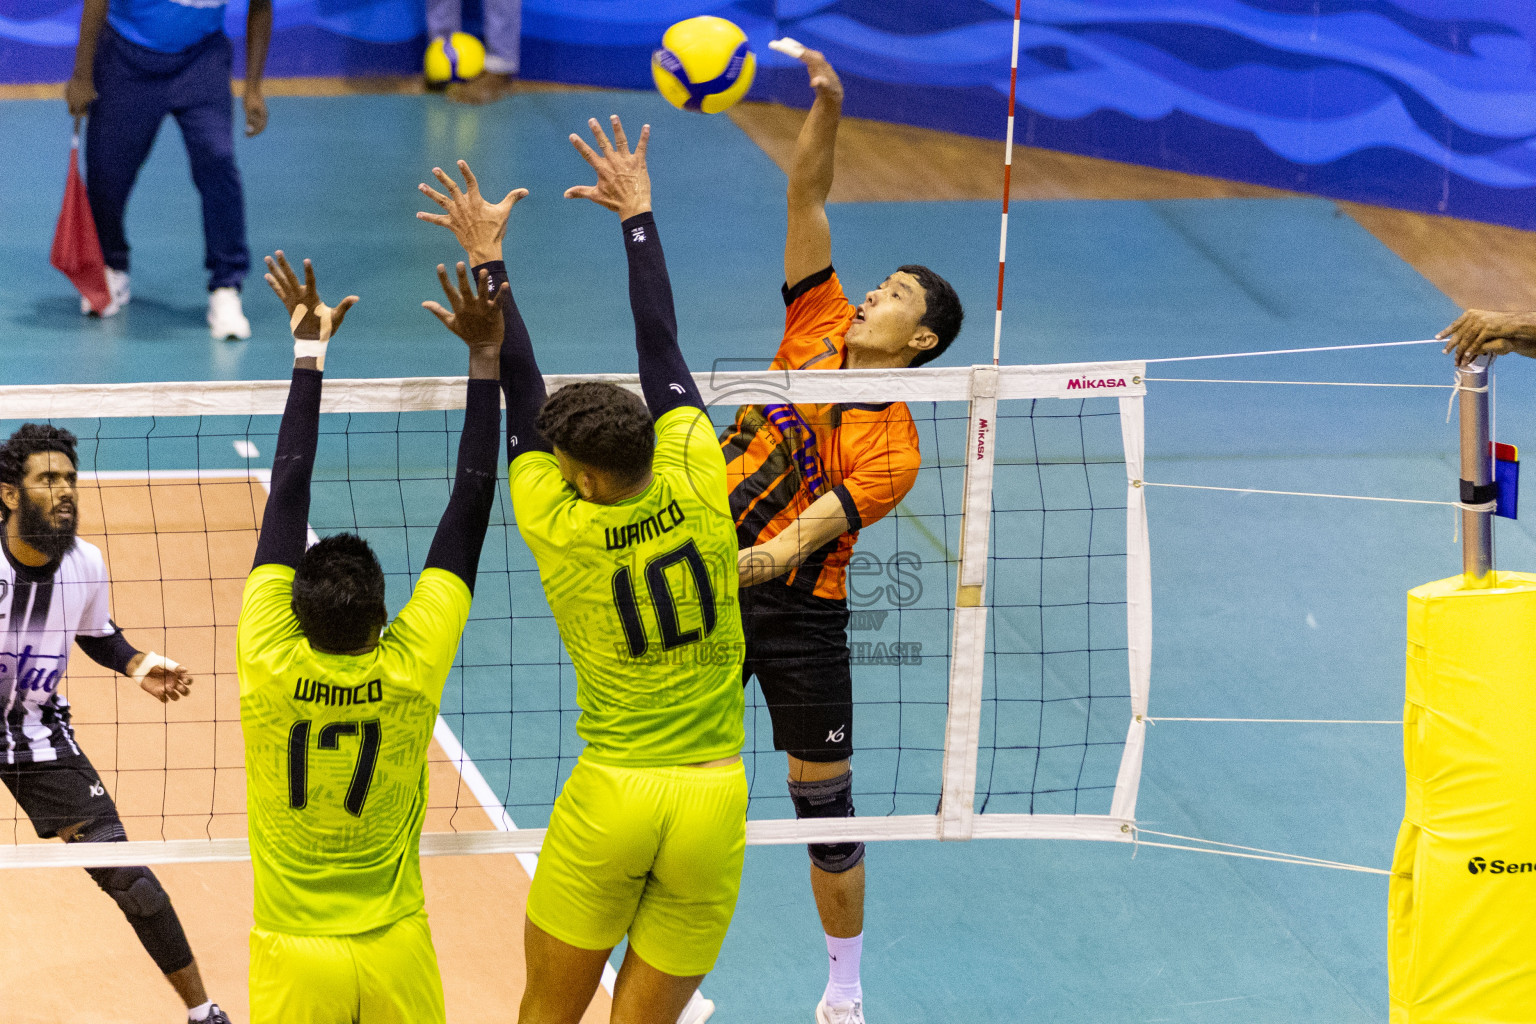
[290,304,334,370]
[769,37,807,59]
[132,651,179,683]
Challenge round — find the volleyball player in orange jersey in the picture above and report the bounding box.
[721,47,963,1024]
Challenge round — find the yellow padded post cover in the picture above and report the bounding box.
[1390,572,1536,1022]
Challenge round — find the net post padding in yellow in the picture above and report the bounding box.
[1390,572,1536,1023]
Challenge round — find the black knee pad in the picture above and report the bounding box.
[75,816,168,917]
[74,818,193,974]
[87,863,171,918]
[787,770,865,874]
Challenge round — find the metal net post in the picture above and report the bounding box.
[1458,360,1494,587]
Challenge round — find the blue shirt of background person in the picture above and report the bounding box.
[108,0,228,54]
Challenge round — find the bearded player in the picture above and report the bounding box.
[0,423,230,1023]
[237,249,505,1022]
[417,116,746,1024]
[725,45,963,1024]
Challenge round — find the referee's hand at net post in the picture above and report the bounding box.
[416,160,528,266]
[422,262,506,377]
[1439,309,1536,366]
[563,115,652,220]
[262,251,359,341]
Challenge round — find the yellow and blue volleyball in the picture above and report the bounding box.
[424,32,486,86]
[651,16,757,114]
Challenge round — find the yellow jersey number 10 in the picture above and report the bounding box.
[610,538,718,657]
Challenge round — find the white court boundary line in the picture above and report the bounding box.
[431,719,620,998]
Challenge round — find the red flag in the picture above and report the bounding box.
[50,130,111,314]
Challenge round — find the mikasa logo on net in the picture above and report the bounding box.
[1468,856,1536,876]
[1065,376,1128,390]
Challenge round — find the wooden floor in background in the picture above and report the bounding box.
[729,101,1536,313]
[5,75,1530,310]
[0,476,608,1024]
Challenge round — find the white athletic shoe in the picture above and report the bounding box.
[208,286,251,340]
[677,990,715,1024]
[81,267,130,317]
[816,999,865,1024]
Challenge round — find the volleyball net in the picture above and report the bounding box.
[0,362,1150,868]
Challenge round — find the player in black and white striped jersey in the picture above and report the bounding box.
[0,423,232,1024]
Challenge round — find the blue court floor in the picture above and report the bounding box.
[5,91,1534,1022]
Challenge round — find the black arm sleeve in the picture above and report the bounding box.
[474,260,553,461]
[75,622,138,676]
[252,367,323,570]
[622,212,704,418]
[422,378,501,593]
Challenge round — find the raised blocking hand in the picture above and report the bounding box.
[564,115,652,220]
[417,160,528,266]
[263,251,359,341]
[423,261,507,354]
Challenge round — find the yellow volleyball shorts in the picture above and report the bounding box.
[527,757,748,977]
[248,910,444,1024]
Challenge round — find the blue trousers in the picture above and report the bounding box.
[85,25,249,291]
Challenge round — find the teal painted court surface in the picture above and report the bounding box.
[5,91,1534,1022]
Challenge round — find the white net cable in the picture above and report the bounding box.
[1128,346,1467,878]
[1142,338,1443,363]
[1146,378,1453,389]
[0,361,1151,868]
[1140,480,1486,511]
[1148,717,1400,725]
[1131,830,1395,876]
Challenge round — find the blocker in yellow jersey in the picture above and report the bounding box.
[510,405,746,769]
[239,564,470,935]
[512,405,749,978]
[415,119,746,1020]
[237,248,506,1023]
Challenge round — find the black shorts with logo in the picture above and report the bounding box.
[741,581,853,763]
[1,753,118,839]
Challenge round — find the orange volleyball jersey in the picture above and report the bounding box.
[721,268,921,600]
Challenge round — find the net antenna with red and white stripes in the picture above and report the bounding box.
[994,0,1024,366]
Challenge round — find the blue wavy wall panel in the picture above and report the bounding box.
[5,2,1535,229]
